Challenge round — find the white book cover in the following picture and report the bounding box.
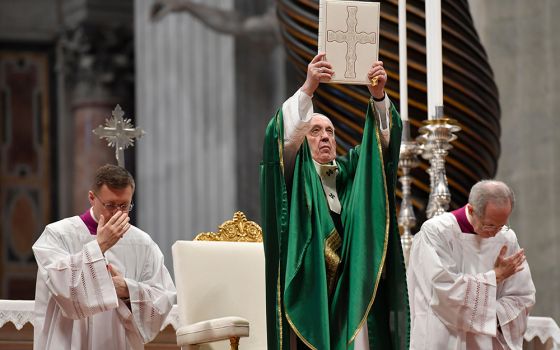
[318,0,381,85]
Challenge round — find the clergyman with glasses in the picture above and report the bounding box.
[407,179,536,350]
[33,164,176,350]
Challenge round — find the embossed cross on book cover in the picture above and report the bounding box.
[318,0,380,85]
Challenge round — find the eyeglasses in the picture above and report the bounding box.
[474,213,510,232]
[480,223,510,232]
[93,192,134,212]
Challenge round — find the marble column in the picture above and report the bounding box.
[71,96,118,212]
[233,0,285,220]
[134,0,236,266]
[61,23,135,213]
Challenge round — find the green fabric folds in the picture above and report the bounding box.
[260,101,409,349]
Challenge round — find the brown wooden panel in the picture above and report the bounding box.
[0,49,52,300]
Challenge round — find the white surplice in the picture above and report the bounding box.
[407,213,536,350]
[33,216,176,350]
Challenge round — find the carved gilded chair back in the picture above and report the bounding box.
[194,211,263,243]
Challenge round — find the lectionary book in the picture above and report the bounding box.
[318,0,381,85]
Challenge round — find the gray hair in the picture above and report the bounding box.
[310,113,334,127]
[468,180,515,217]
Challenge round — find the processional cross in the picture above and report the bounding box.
[327,6,377,79]
[93,105,145,167]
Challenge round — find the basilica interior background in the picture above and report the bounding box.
[0,0,558,324]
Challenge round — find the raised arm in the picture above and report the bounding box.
[367,61,391,146]
[282,53,333,175]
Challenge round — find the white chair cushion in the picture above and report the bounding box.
[176,316,250,346]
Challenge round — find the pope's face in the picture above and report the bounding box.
[307,114,337,164]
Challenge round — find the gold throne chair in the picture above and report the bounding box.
[172,212,266,350]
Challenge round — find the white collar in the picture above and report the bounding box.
[313,159,338,178]
[90,207,99,223]
[465,206,475,226]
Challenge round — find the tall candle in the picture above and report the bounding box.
[426,0,444,119]
[399,0,408,121]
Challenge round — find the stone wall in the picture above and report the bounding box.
[468,0,560,322]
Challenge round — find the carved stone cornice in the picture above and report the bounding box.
[59,22,133,101]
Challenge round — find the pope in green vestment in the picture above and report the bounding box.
[260,53,409,349]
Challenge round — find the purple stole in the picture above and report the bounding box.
[451,205,476,234]
[79,209,98,235]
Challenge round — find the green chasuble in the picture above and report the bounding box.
[260,100,409,350]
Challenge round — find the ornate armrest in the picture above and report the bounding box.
[176,316,249,349]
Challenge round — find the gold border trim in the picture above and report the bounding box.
[285,311,318,350]
[348,104,392,344]
[277,112,285,173]
[277,265,283,349]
